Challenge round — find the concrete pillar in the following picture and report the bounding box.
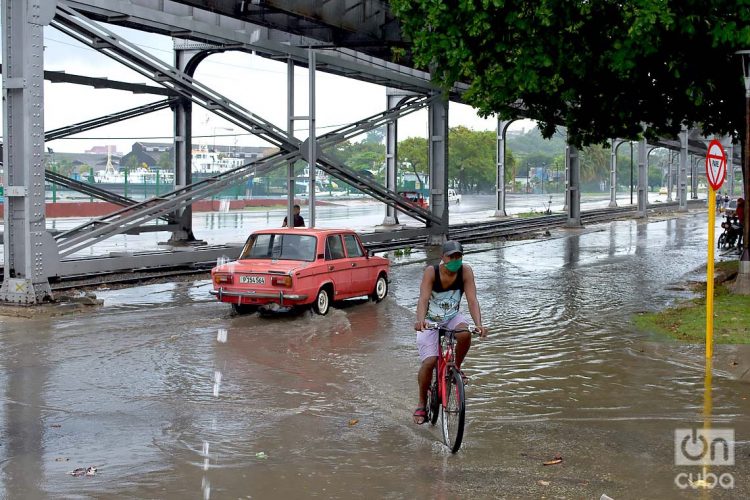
[168,43,207,244]
[667,151,674,202]
[565,145,582,227]
[286,57,296,229]
[678,127,688,211]
[307,49,316,227]
[427,93,449,244]
[609,139,618,207]
[563,150,570,211]
[0,0,56,304]
[637,139,648,217]
[381,90,402,226]
[728,144,735,197]
[494,119,512,217]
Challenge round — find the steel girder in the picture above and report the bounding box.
[53,92,439,257]
[49,5,441,256]
[45,98,176,142]
[60,0,472,98]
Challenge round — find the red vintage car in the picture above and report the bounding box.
[398,190,428,209]
[210,228,390,315]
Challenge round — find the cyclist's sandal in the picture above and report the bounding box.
[413,407,428,425]
[458,370,470,386]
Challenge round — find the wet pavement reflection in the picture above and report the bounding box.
[1,210,748,498]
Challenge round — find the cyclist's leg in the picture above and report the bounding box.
[417,356,437,407]
[416,327,439,408]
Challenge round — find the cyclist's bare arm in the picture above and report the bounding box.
[462,265,487,337]
[414,265,435,331]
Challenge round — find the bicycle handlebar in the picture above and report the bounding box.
[424,321,481,335]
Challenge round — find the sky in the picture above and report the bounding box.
[13,23,536,155]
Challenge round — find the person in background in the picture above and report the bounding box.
[282,204,305,228]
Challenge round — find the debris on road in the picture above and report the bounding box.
[69,466,97,477]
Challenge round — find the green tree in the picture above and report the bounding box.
[397,136,428,182]
[449,126,496,192]
[579,144,609,184]
[158,151,172,171]
[392,1,750,147]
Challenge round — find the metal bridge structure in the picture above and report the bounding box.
[0,0,727,304]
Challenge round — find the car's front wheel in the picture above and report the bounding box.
[370,275,388,302]
[313,287,331,315]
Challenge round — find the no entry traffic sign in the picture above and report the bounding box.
[705,140,727,191]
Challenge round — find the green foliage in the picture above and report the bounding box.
[392,0,750,147]
[634,282,750,344]
[158,151,172,171]
[449,126,498,191]
[398,136,429,180]
[326,140,386,179]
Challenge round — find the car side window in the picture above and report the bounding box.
[343,234,364,258]
[325,235,346,260]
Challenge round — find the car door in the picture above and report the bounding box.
[343,233,370,295]
[324,234,353,299]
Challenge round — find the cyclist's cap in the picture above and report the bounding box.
[442,240,463,256]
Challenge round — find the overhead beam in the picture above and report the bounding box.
[0,63,176,95]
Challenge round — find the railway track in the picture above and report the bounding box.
[5,201,703,291]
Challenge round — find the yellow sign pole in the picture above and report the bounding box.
[706,187,716,360]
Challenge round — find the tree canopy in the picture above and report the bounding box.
[391,0,750,147]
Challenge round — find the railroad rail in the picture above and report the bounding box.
[13,200,702,292]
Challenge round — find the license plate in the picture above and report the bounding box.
[239,275,265,284]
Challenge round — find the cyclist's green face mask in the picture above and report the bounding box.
[445,258,462,272]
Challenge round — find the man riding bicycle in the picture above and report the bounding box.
[413,240,487,424]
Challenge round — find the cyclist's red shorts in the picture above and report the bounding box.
[416,313,470,362]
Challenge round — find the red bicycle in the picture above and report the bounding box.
[424,321,480,453]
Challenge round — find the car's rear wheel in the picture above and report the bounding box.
[313,287,331,315]
[232,303,258,315]
[370,275,388,302]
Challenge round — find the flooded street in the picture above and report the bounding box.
[2,209,748,498]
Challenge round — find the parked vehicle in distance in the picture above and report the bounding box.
[398,190,428,209]
[210,228,390,315]
[658,187,668,195]
[447,188,462,204]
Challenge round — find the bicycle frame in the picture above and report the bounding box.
[436,327,459,407]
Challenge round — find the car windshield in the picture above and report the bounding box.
[239,233,317,261]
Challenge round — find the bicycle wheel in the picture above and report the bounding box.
[427,367,440,426]
[441,369,466,453]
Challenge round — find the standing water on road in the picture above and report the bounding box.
[0,211,746,498]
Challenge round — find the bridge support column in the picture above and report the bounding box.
[609,139,618,207]
[563,153,570,212]
[0,0,56,304]
[286,57,296,229]
[494,119,512,217]
[678,127,689,212]
[426,93,449,246]
[667,151,674,202]
[381,89,404,226]
[168,42,214,244]
[637,139,648,218]
[564,145,582,228]
[728,144,734,196]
